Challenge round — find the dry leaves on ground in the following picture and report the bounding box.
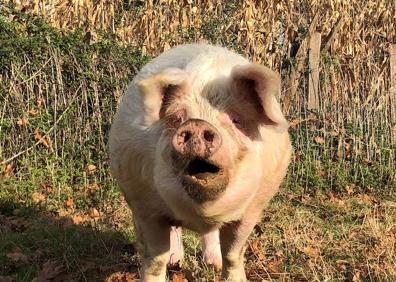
[170,271,187,282]
[31,261,65,282]
[3,164,14,177]
[108,271,137,282]
[34,128,52,149]
[17,117,30,126]
[32,192,46,203]
[86,164,97,174]
[299,246,320,258]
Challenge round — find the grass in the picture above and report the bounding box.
[1,185,395,281]
[1,5,395,282]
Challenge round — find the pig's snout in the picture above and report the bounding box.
[172,119,221,159]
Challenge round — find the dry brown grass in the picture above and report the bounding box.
[5,0,395,171]
[0,1,395,281]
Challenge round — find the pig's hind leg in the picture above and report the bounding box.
[202,229,222,271]
[169,226,184,266]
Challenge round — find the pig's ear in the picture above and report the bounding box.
[231,64,289,132]
[137,68,188,124]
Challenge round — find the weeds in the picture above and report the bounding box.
[0,3,395,282]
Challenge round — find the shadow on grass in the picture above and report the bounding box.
[0,200,140,281]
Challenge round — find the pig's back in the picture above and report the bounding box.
[136,44,247,80]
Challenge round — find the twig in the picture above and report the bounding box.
[321,16,344,54]
[1,87,81,166]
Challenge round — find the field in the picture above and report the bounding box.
[0,1,395,281]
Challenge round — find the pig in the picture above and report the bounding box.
[109,43,292,282]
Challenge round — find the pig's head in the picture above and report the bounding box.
[137,63,288,206]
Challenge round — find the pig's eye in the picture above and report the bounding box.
[231,117,240,124]
[227,112,242,125]
[166,109,187,126]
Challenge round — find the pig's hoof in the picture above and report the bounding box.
[203,250,222,271]
[168,251,184,267]
[169,226,184,267]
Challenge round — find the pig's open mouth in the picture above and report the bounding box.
[180,158,229,203]
[185,158,221,180]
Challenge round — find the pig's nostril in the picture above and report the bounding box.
[203,130,215,143]
[181,131,192,143]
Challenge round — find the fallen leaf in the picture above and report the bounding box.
[249,239,265,261]
[171,271,186,282]
[86,164,96,174]
[32,192,46,203]
[348,231,359,239]
[318,169,326,177]
[40,183,54,193]
[108,272,123,282]
[28,108,40,116]
[343,141,351,151]
[336,259,348,271]
[6,252,29,264]
[3,164,14,177]
[289,118,304,127]
[345,184,355,195]
[300,246,320,257]
[72,213,88,225]
[352,270,362,282]
[57,208,71,217]
[124,273,137,282]
[87,183,100,192]
[89,208,101,219]
[31,260,64,282]
[64,197,74,208]
[357,194,374,204]
[328,192,345,206]
[266,257,284,273]
[363,158,372,164]
[108,272,137,282]
[17,117,30,126]
[34,128,52,149]
[366,186,374,193]
[37,98,45,108]
[314,136,325,145]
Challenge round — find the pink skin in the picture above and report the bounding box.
[109,44,292,282]
[202,229,222,270]
[172,119,222,159]
[169,227,223,270]
[169,226,183,266]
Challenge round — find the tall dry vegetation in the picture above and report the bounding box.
[1,0,395,191]
[1,1,395,281]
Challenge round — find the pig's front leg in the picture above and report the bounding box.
[169,226,184,266]
[220,215,259,282]
[202,229,222,270]
[135,217,171,282]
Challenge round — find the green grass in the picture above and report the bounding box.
[1,7,395,282]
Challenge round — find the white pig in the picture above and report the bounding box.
[109,43,292,282]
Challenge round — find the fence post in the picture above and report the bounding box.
[390,44,396,143]
[390,44,396,103]
[308,32,321,110]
